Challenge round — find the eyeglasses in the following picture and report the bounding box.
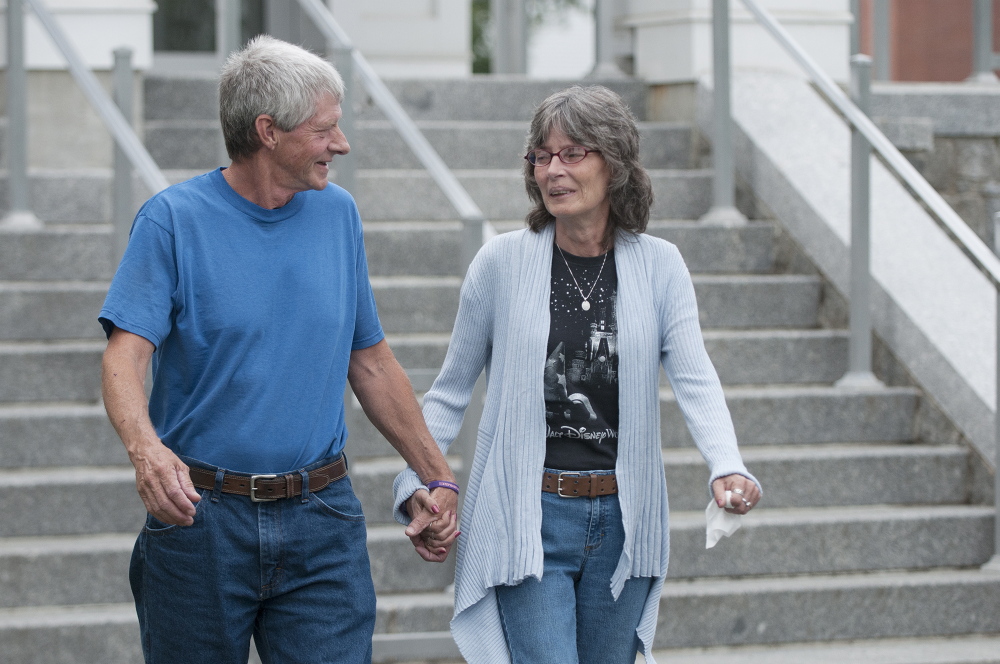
[524,146,598,167]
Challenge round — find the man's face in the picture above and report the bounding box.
[271,92,350,194]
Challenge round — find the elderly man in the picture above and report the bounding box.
[99,36,458,663]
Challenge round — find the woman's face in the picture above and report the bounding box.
[533,127,612,228]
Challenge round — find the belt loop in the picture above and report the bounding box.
[211,468,225,502]
[299,470,310,504]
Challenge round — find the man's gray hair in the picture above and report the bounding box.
[523,85,653,250]
[219,35,345,161]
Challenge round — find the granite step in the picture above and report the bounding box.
[354,78,650,123]
[144,76,650,125]
[0,603,141,664]
[0,443,967,537]
[346,384,918,457]
[373,568,1000,647]
[0,467,143,537]
[655,569,1000,649]
[648,634,1000,664]
[0,282,108,341]
[22,165,708,225]
[0,456,465,537]
[368,274,822,336]
[361,219,779,277]
[0,216,777,285]
[661,385,920,447]
[352,168,712,222]
[666,504,995,578]
[378,630,1000,662]
[663,443,970,511]
[0,524,454,609]
[0,170,112,224]
[0,341,105,403]
[384,328,848,389]
[351,121,693,170]
[7,502,987,611]
[0,225,115,281]
[0,403,121,468]
[145,119,695,171]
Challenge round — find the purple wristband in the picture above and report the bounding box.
[426,480,460,495]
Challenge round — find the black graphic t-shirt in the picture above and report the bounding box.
[544,245,619,471]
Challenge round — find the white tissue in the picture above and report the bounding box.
[705,491,742,549]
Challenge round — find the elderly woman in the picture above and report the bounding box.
[393,85,762,663]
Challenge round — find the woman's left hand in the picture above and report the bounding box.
[712,475,761,515]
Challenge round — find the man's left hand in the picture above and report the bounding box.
[405,487,460,562]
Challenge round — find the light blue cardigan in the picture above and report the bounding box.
[393,225,759,663]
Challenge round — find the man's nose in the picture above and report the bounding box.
[331,129,350,156]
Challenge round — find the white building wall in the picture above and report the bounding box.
[0,0,155,69]
[624,0,851,84]
[330,0,471,78]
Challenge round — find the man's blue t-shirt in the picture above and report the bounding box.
[99,168,384,473]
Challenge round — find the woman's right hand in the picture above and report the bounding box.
[405,489,461,562]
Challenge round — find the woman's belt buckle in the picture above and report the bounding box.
[557,471,585,498]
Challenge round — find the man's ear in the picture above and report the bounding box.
[255,114,278,150]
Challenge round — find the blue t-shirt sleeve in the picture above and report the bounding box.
[98,211,178,349]
[350,208,384,351]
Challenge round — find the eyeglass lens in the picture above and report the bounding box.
[528,146,589,166]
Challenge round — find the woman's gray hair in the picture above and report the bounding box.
[219,35,345,161]
[523,85,653,248]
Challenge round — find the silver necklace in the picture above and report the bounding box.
[556,243,608,311]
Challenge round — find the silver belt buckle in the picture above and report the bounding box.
[557,471,584,498]
[250,474,278,502]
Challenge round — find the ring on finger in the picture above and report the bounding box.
[733,488,745,496]
[742,498,753,507]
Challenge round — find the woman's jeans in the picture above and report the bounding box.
[129,455,375,664]
[495,472,653,664]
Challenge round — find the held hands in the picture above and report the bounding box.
[712,474,761,516]
[129,440,201,526]
[405,487,460,563]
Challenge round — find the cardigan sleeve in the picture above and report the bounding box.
[391,244,496,524]
[657,244,762,495]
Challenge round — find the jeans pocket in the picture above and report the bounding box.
[142,513,181,536]
[309,480,366,522]
[141,489,207,536]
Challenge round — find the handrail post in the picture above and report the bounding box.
[112,47,135,263]
[872,0,890,81]
[330,43,356,195]
[2,0,41,229]
[590,0,626,78]
[970,0,999,82]
[700,0,747,227]
[986,212,1000,572]
[491,0,527,74]
[849,0,860,56]
[836,55,883,389]
[217,0,241,63]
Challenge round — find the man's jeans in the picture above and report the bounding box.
[130,455,375,664]
[495,470,652,664]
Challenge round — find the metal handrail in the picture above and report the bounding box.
[741,0,1000,289]
[25,0,169,195]
[737,0,1000,569]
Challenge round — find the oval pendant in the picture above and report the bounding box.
[581,300,591,311]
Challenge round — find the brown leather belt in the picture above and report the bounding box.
[542,471,618,498]
[189,457,347,502]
